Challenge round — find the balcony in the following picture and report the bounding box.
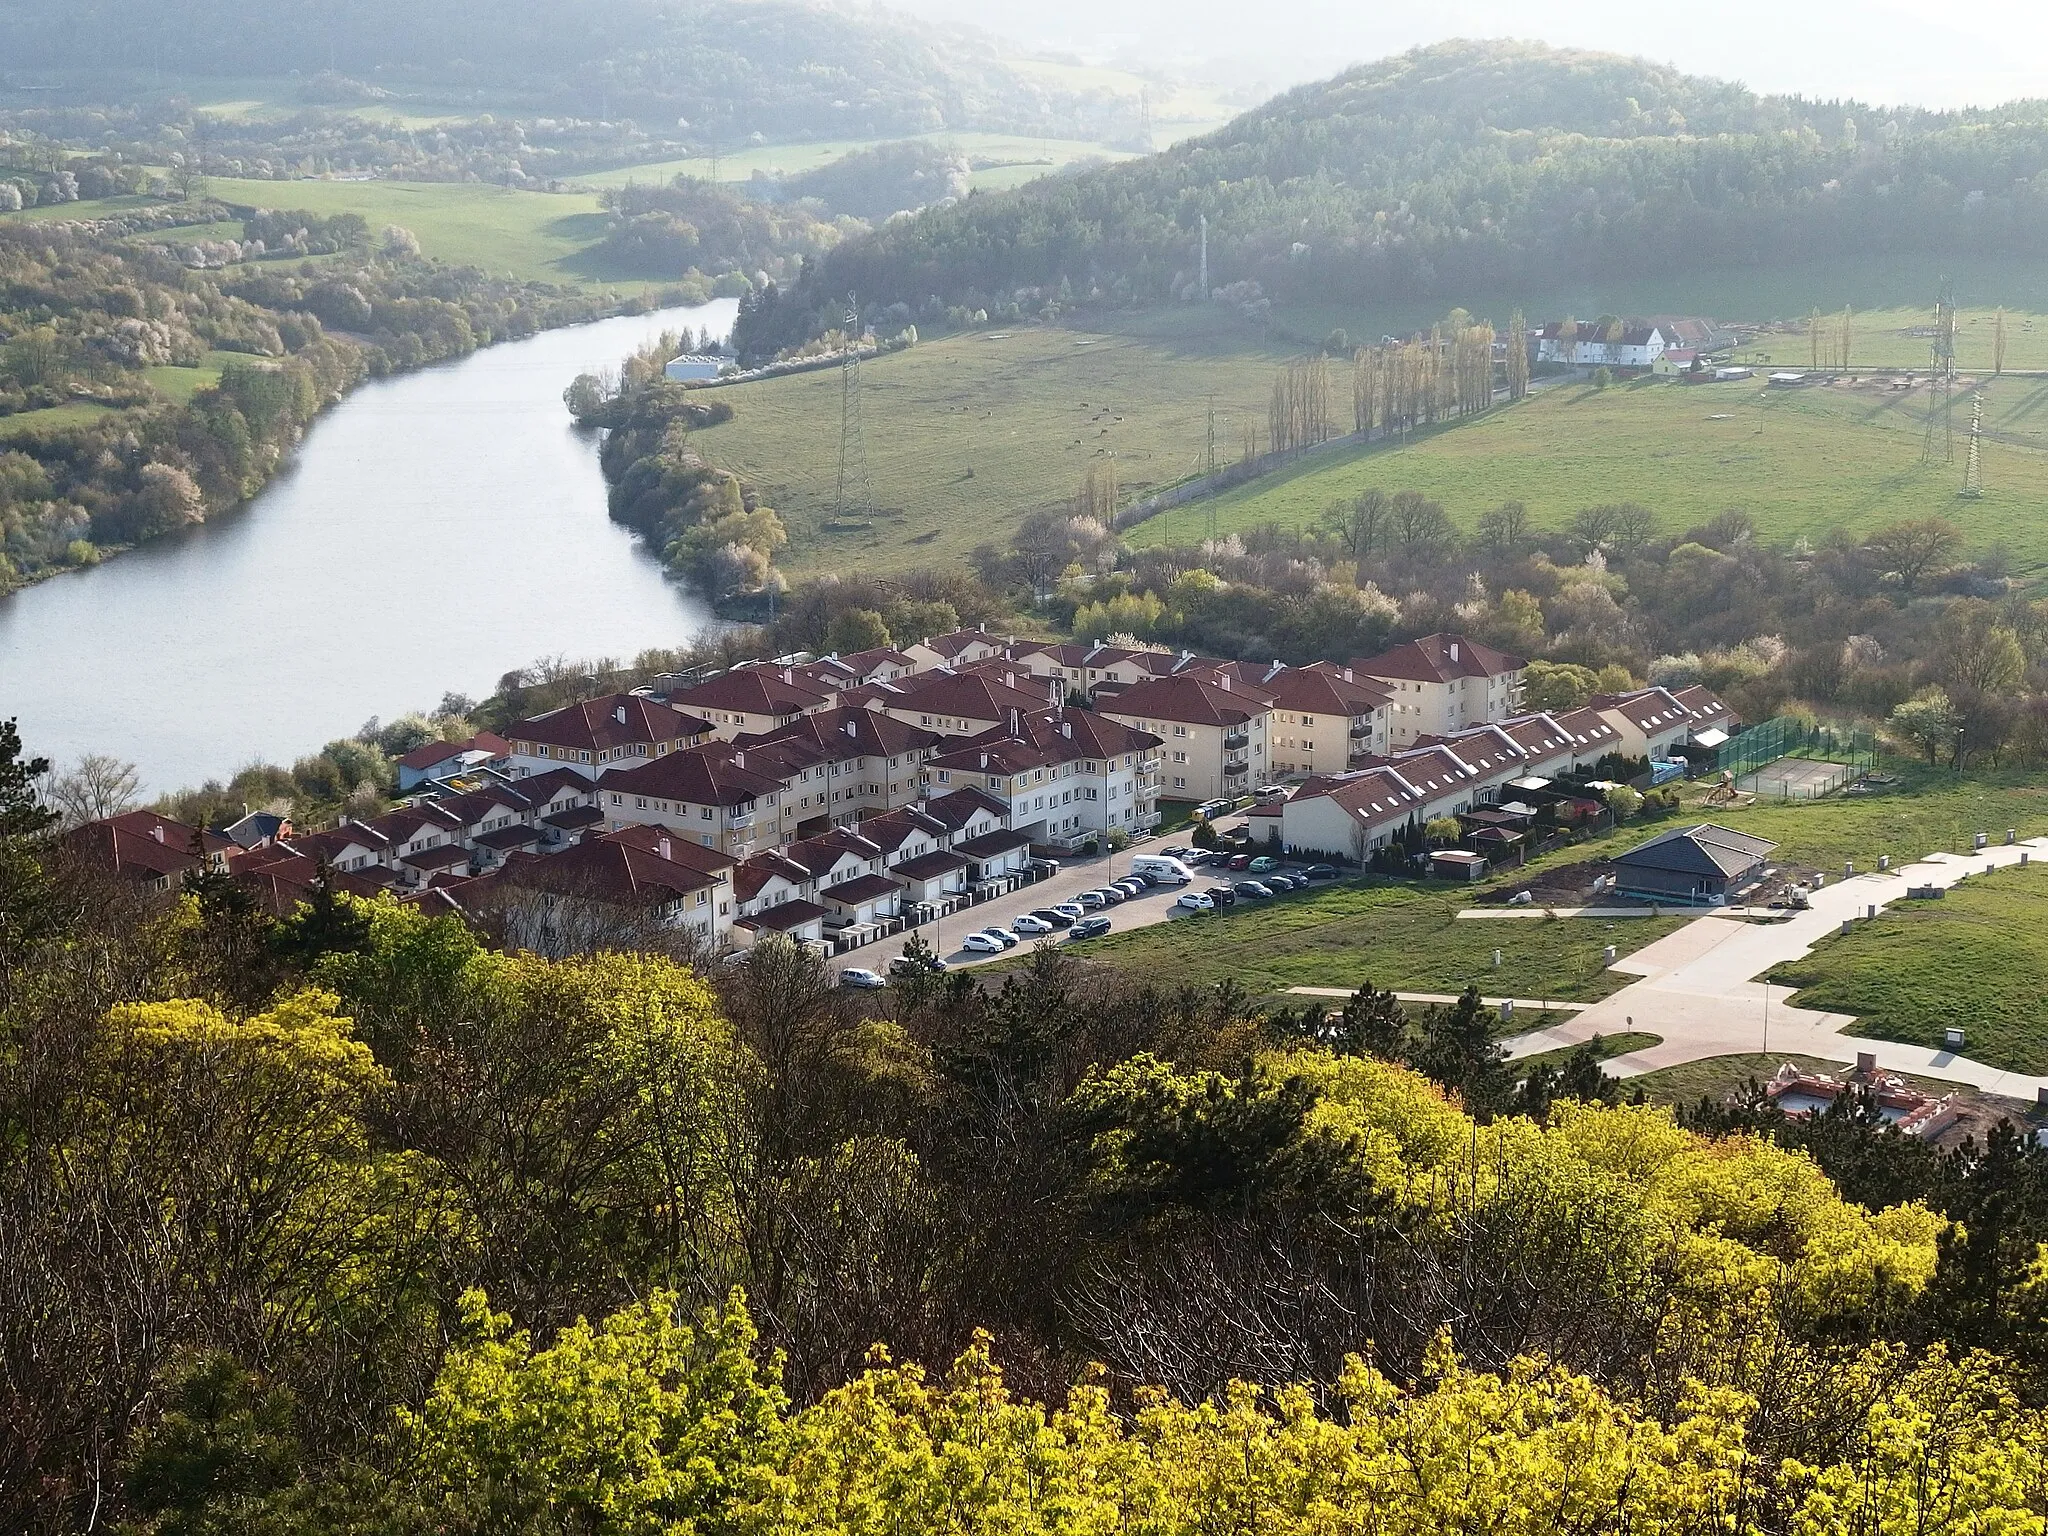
[1223,760,1250,779]
[1349,719,1372,738]
[1222,730,1250,750]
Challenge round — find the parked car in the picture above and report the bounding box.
[961,932,1005,954]
[1175,890,1215,912]
[1012,914,1055,934]
[1270,872,1307,891]
[1067,915,1112,940]
[1093,886,1125,905]
[1032,907,1075,928]
[1204,884,1238,907]
[1302,863,1338,881]
[1050,901,1086,921]
[1233,880,1274,899]
[1227,853,1252,871]
[1254,785,1291,802]
[980,926,1020,948]
[839,967,888,990]
[1076,890,1108,909]
[889,953,948,977]
[1248,855,1279,874]
[1114,879,1147,898]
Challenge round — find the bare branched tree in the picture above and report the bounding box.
[46,755,141,829]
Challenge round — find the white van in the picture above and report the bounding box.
[1129,854,1194,885]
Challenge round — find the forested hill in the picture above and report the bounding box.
[736,38,2048,356]
[0,0,1105,142]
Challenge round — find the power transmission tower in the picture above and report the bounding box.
[1203,394,1217,476]
[1923,277,1957,463]
[834,295,871,522]
[1961,391,1984,498]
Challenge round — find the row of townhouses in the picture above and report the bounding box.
[65,627,1732,952]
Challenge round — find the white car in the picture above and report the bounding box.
[1012,914,1055,935]
[1175,891,1216,912]
[838,967,887,990]
[1050,901,1087,921]
[961,932,1006,954]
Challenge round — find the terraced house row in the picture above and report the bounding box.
[62,628,1730,953]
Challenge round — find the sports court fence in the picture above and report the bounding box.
[1713,716,1877,783]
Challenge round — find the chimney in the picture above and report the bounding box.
[979,753,989,770]
[782,667,793,684]
[1343,666,1354,682]
[615,703,628,725]
[658,835,671,860]
[845,719,857,738]
[1062,719,1072,738]
[1450,642,1461,663]
[151,823,165,843]
[1009,707,1020,736]
[1217,674,1230,691]
[733,750,745,768]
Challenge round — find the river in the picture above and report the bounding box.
[0,300,735,796]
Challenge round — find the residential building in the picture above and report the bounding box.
[472,825,736,946]
[1098,673,1272,803]
[1589,687,1698,763]
[901,626,1007,672]
[736,706,943,834]
[1533,321,1668,368]
[660,665,835,739]
[1611,824,1778,904]
[920,708,1162,850]
[1276,767,1431,863]
[506,694,712,777]
[62,810,232,890]
[1255,662,1394,777]
[873,667,1060,738]
[1669,685,1738,749]
[1353,634,1526,747]
[395,731,510,790]
[594,744,788,858]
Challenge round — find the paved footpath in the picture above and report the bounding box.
[1502,836,2048,1100]
[1288,987,1589,1013]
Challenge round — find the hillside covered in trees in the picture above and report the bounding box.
[0,0,1141,146]
[735,38,2048,358]
[14,707,2048,1531]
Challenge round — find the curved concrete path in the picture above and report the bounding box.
[1502,837,2048,1101]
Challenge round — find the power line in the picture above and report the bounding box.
[1962,391,1984,499]
[834,294,871,523]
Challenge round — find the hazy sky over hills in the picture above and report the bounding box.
[890,0,2047,111]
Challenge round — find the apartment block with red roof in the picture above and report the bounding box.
[659,664,836,739]
[900,626,1007,672]
[873,666,1061,738]
[594,743,789,858]
[1096,672,1272,803]
[919,706,1162,851]
[505,693,713,777]
[1352,633,1526,747]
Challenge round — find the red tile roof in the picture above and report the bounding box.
[1099,674,1263,728]
[510,694,711,754]
[666,665,833,718]
[1353,633,1525,684]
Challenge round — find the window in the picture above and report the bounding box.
[1173,725,1189,737]
[1172,751,1187,764]
[701,808,713,821]
[1173,776,1187,789]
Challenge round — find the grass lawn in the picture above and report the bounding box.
[1769,861,2048,1074]
[1628,1053,1839,1107]
[1053,884,1686,1001]
[1512,1031,1661,1077]
[1132,369,2048,575]
[141,350,246,404]
[689,309,1286,574]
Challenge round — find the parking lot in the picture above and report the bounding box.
[848,843,1328,979]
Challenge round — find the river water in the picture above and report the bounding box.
[0,300,734,795]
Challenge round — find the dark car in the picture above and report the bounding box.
[1302,863,1339,880]
[1204,884,1237,907]
[1030,907,1074,928]
[889,953,948,977]
[1066,914,1112,940]
[1265,872,1304,891]
[1232,880,1274,900]
[1227,853,1252,871]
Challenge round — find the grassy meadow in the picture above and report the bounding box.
[583,130,1141,193]
[1771,861,2048,1074]
[1133,368,2048,574]
[689,310,1286,573]
[1044,885,1685,1001]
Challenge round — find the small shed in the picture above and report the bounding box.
[1612,823,1777,903]
[1429,849,1489,882]
[663,355,723,383]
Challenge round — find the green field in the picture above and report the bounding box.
[0,402,118,438]
[583,130,1140,193]
[691,309,1286,572]
[201,178,623,286]
[1050,885,1685,1000]
[1134,369,2048,573]
[1770,862,2048,1074]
